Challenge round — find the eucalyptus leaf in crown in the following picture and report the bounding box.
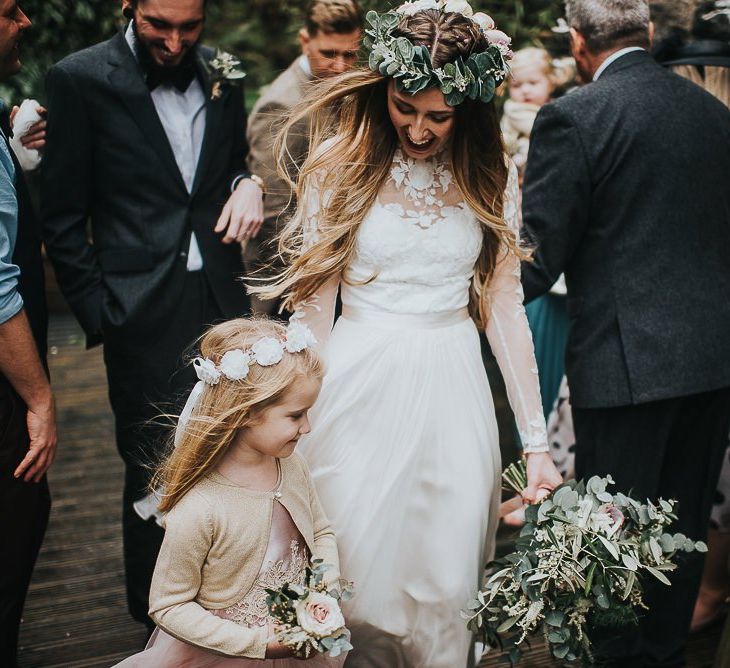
[363,1,511,106]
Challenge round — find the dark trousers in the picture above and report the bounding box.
[102,271,223,626]
[573,388,730,667]
[0,378,51,667]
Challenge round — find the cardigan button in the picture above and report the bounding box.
[274,491,282,499]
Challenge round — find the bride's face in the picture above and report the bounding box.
[387,81,455,160]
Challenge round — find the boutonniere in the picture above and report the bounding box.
[205,50,246,101]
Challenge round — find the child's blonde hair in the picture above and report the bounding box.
[509,47,576,92]
[154,318,324,512]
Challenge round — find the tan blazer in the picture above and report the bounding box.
[245,59,313,285]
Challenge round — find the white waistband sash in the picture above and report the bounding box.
[341,305,470,329]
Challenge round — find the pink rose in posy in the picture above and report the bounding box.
[484,29,513,60]
[600,503,625,530]
[294,592,346,638]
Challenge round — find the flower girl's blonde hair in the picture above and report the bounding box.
[154,318,323,512]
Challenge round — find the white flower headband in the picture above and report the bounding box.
[192,320,317,386]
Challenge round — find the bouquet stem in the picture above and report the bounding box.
[502,458,528,496]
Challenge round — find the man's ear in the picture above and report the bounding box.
[299,28,311,54]
[648,21,655,47]
[122,1,134,21]
[569,28,587,58]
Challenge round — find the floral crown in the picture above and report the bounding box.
[193,320,317,386]
[364,0,512,106]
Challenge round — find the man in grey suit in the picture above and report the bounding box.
[521,0,730,664]
[41,0,264,630]
[245,0,362,314]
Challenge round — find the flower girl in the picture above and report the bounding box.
[116,318,345,667]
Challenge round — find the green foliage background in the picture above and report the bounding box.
[0,0,566,105]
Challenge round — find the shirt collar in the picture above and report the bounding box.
[298,54,313,78]
[124,21,139,61]
[593,46,645,81]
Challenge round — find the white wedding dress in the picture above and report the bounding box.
[295,149,548,668]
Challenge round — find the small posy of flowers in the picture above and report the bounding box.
[463,459,707,665]
[205,49,246,101]
[266,560,354,659]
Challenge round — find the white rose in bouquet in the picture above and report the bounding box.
[295,591,346,638]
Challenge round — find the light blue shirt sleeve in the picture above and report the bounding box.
[0,131,22,325]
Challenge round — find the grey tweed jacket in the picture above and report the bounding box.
[521,50,730,409]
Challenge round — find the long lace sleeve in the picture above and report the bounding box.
[484,163,548,453]
[290,172,340,348]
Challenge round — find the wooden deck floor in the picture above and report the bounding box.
[16,314,722,667]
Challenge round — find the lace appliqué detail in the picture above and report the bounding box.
[386,149,456,229]
[220,538,307,628]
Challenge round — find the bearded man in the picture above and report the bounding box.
[41,0,263,629]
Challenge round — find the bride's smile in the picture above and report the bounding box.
[387,81,455,160]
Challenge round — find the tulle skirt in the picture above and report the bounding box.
[298,307,502,668]
[114,628,346,667]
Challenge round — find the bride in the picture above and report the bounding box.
[256,2,562,666]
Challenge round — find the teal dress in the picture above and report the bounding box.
[525,293,569,419]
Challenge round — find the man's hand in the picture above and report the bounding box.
[14,394,57,483]
[10,104,47,153]
[214,178,264,244]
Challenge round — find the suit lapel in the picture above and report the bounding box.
[106,31,188,195]
[190,51,225,197]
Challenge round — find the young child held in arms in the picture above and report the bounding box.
[116,318,345,667]
[501,47,573,188]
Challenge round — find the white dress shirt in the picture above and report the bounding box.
[593,47,645,81]
[125,23,205,271]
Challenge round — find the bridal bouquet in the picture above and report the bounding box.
[266,560,354,659]
[463,460,707,664]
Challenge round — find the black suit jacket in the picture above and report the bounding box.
[521,50,730,409]
[41,32,250,346]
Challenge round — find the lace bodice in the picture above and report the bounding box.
[212,501,308,628]
[298,149,548,453]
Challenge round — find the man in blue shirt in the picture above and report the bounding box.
[0,2,57,666]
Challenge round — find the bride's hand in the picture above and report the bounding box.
[523,452,563,504]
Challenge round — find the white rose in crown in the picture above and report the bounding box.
[194,357,221,385]
[285,323,317,353]
[219,349,251,380]
[294,592,346,638]
[251,337,285,366]
[472,12,495,30]
[442,0,474,18]
[397,0,440,15]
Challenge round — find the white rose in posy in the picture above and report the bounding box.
[194,357,221,385]
[251,337,285,366]
[397,0,439,16]
[219,349,251,380]
[472,12,495,30]
[285,322,317,353]
[443,0,474,17]
[294,592,346,638]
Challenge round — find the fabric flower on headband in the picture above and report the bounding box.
[193,322,317,385]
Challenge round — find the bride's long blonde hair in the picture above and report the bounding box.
[253,9,529,329]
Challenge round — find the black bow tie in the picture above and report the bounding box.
[146,64,197,93]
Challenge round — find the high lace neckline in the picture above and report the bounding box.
[389,148,454,209]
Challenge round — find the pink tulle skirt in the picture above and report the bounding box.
[115,628,346,667]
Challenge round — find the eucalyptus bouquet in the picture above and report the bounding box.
[266,560,354,659]
[463,460,707,664]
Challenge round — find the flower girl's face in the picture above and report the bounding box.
[240,376,322,460]
[387,81,455,160]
